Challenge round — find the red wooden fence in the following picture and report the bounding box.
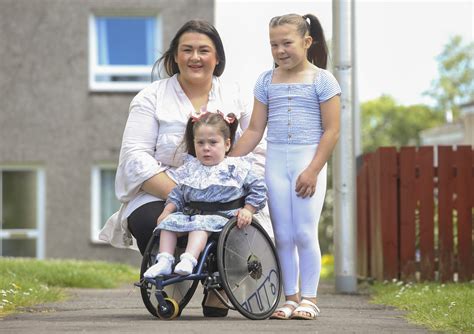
[357,146,473,282]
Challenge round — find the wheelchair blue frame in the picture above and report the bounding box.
[143,239,234,316]
[139,218,281,320]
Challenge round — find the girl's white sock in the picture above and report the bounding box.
[143,252,175,278]
[174,252,198,275]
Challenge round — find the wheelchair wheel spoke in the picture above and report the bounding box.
[229,273,256,294]
[243,229,253,251]
[246,226,258,250]
[223,245,248,262]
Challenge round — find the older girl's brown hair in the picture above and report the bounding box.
[269,13,328,69]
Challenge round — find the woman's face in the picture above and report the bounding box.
[175,32,218,84]
[193,124,230,166]
[269,24,311,71]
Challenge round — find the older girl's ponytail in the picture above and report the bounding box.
[302,14,328,69]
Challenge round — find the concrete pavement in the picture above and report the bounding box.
[2,281,431,333]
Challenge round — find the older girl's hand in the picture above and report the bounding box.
[295,168,317,198]
[236,208,252,228]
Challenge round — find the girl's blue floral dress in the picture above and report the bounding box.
[156,156,267,233]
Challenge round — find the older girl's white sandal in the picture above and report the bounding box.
[290,299,320,320]
[269,300,299,320]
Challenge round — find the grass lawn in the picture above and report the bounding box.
[324,254,471,333]
[370,280,474,333]
[0,257,138,316]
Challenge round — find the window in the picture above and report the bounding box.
[89,13,162,92]
[91,166,121,243]
[0,167,45,258]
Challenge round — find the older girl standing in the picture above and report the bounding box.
[231,13,341,320]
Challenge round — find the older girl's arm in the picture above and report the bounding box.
[230,98,268,157]
[307,95,340,174]
[295,95,340,198]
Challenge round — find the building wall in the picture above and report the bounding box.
[461,111,474,146]
[420,103,474,147]
[0,0,214,265]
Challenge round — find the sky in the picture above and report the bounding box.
[215,0,473,107]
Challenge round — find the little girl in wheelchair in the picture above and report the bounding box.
[144,110,267,278]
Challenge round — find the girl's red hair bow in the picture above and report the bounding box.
[191,109,235,124]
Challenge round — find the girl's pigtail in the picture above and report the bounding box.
[303,14,328,69]
[226,113,239,152]
[184,117,196,157]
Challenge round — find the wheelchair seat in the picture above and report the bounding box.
[137,216,281,320]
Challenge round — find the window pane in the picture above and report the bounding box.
[97,17,156,66]
[100,170,121,229]
[95,74,150,82]
[1,239,36,257]
[2,171,37,229]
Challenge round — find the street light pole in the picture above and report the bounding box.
[332,0,357,293]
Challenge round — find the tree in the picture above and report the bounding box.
[424,35,474,119]
[361,95,444,153]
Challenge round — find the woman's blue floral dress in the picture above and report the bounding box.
[156,156,267,233]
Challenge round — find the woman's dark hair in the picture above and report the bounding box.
[151,20,226,81]
[184,112,238,157]
[269,13,328,69]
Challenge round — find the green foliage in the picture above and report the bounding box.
[320,254,334,280]
[0,258,138,315]
[0,258,138,289]
[360,36,473,154]
[0,279,64,316]
[424,35,474,118]
[361,95,444,153]
[319,160,336,255]
[371,281,474,333]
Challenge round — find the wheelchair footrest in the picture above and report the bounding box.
[133,281,142,288]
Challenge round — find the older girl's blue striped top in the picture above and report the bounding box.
[254,69,341,145]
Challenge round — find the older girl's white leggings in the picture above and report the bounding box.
[265,143,327,298]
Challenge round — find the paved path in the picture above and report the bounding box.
[2,281,431,333]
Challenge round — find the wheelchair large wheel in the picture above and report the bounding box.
[217,217,281,320]
[140,233,199,318]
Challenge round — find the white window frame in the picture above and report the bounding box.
[91,164,120,243]
[0,166,46,259]
[88,10,162,92]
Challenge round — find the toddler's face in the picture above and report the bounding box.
[193,125,230,166]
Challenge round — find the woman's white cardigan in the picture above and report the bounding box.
[99,74,270,250]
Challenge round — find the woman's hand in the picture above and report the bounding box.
[295,168,318,198]
[236,208,253,228]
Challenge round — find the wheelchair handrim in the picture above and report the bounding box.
[217,218,282,320]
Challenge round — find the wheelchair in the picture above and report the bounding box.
[136,216,281,320]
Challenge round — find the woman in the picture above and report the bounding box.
[99,19,269,317]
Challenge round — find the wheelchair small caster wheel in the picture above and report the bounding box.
[157,297,179,320]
